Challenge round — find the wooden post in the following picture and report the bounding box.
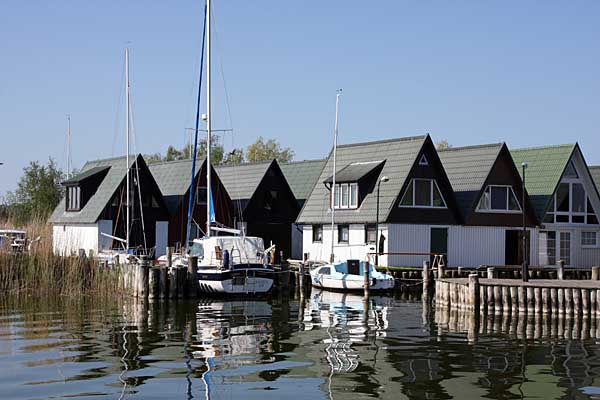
[299,253,307,299]
[558,260,565,280]
[592,266,600,281]
[565,288,573,315]
[363,259,371,299]
[534,287,542,315]
[468,274,480,312]
[159,266,167,299]
[149,267,160,300]
[166,247,173,268]
[527,287,535,314]
[487,267,496,280]
[558,288,565,315]
[510,286,518,314]
[494,285,502,311]
[188,256,199,298]
[582,289,590,316]
[573,288,582,316]
[542,288,549,314]
[422,261,430,298]
[502,286,510,313]
[551,288,558,314]
[438,257,445,279]
[176,267,186,299]
[138,256,149,300]
[518,286,526,314]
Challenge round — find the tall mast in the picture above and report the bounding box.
[125,48,130,251]
[205,0,212,238]
[330,90,341,263]
[66,115,72,179]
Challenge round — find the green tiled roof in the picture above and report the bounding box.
[297,135,427,224]
[49,155,141,224]
[62,166,109,185]
[215,161,273,201]
[149,158,205,214]
[438,143,503,218]
[280,159,326,201]
[324,160,385,184]
[510,144,576,219]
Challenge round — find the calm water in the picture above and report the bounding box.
[2,291,600,400]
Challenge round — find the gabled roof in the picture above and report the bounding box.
[510,144,576,219]
[280,159,326,201]
[590,166,600,191]
[149,158,205,213]
[215,161,273,201]
[296,135,428,224]
[438,143,503,218]
[49,155,140,224]
[324,160,385,184]
[62,166,110,185]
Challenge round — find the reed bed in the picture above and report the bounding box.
[0,218,120,297]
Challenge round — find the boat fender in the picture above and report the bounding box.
[223,249,230,269]
[372,278,377,287]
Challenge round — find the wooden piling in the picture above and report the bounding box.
[565,288,573,315]
[364,259,370,298]
[573,288,582,316]
[551,288,558,314]
[159,266,168,299]
[422,261,430,295]
[487,267,496,279]
[518,286,526,314]
[582,289,590,316]
[149,267,159,300]
[468,274,479,312]
[592,266,600,281]
[558,260,565,280]
[534,287,542,315]
[558,288,565,315]
[502,286,510,313]
[187,256,199,298]
[527,287,535,314]
[169,267,177,299]
[542,288,549,314]
[510,286,518,314]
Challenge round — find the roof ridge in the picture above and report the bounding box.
[216,160,274,169]
[336,135,427,149]
[148,157,206,167]
[439,142,503,152]
[511,143,576,152]
[281,159,326,165]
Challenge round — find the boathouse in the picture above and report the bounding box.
[511,144,600,268]
[149,159,234,248]
[438,143,538,267]
[280,159,326,259]
[296,135,463,266]
[50,154,170,257]
[216,160,300,260]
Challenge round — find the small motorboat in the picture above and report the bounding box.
[310,259,394,291]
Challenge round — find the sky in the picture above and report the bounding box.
[1,1,599,195]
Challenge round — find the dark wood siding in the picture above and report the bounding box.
[465,146,537,227]
[386,136,462,225]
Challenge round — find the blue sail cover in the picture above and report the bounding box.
[209,186,216,223]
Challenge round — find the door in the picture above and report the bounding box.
[559,231,571,266]
[430,228,448,265]
[505,230,530,266]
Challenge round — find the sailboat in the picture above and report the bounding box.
[183,0,274,294]
[309,92,394,291]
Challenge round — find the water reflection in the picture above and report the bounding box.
[2,294,600,399]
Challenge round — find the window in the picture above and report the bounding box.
[66,186,81,211]
[540,231,557,265]
[338,225,349,243]
[365,224,377,244]
[399,179,446,208]
[331,183,359,209]
[582,231,598,247]
[544,180,599,225]
[196,186,207,205]
[476,185,521,212]
[264,190,278,210]
[564,161,578,178]
[560,232,571,265]
[419,154,429,166]
[312,225,323,242]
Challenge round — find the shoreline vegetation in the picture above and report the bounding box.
[0,218,120,297]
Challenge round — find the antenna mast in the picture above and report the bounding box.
[206,0,212,238]
[125,48,130,252]
[330,90,341,263]
[66,115,72,179]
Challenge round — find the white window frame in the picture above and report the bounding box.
[546,178,598,225]
[476,185,522,214]
[398,179,447,209]
[337,224,350,244]
[66,185,81,211]
[332,182,359,210]
[581,231,598,248]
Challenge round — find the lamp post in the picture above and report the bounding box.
[375,176,389,266]
[522,162,529,282]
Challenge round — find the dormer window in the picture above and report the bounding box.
[332,183,358,209]
[476,185,521,213]
[399,179,446,208]
[66,185,81,211]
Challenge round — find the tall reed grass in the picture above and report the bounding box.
[0,217,120,296]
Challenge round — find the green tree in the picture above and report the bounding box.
[5,159,64,224]
[436,139,452,151]
[246,137,294,163]
[222,148,244,165]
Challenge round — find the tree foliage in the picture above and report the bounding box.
[146,136,294,165]
[436,139,452,151]
[4,159,64,224]
[246,136,294,163]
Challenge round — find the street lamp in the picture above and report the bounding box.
[375,175,390,266]
[522,162,528,282]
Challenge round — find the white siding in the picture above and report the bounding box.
[52,223,99,256]
[387,224,430,267]
[155,221,169,257]
[97,220,113,252]
[302,224,386,265]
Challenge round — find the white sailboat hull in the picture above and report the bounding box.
[197,266,274,294]
[311,275,395,291]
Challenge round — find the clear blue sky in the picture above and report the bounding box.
[1,1,599,195]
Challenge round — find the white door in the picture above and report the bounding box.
[558,231,571,266]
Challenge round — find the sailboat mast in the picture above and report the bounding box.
[330,90,341,263]
[205,0,212,238]
[66,115,72,179]
[125,47,130,251]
